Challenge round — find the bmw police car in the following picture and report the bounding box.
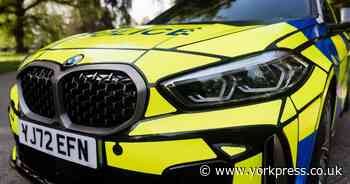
[7,0,350,183]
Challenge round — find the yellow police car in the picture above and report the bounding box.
[7,0,350,184]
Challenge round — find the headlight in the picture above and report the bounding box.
[159,51,311,109]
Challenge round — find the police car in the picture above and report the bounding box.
[8,0,350,183]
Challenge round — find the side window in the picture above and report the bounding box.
[322,1,337,23]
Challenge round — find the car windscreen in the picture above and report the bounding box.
[150,0,313,25]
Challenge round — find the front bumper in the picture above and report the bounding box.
[10,123,284,184]
[11,147,231,184]
[8,89,299,184]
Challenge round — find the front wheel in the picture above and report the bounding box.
[309,91,334,184]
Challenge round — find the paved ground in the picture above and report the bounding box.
[328,113,350,183]
[0,72,350,184]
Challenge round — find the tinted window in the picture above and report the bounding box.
[152,0,313,25]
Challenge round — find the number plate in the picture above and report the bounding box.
[19,120,98,169]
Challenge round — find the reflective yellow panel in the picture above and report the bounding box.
[221,146,246,157]
[301,46,332,71]
[41,33,90,50]
[52,27,172,49]
[130,100,282,136]
[277,32,309,49]
[233,153,262,184]
[8,108,19,135]
[12,145,17,161]
[37,49,145,65]
[179,23,297,57]
[321,69,334,109]
[299,98,322,140]
[157,25,258,49]
[283,120,298,167]
[10,84,19,110]
[291,67,327,110]
[52,25,258,50]
[9,84,19,135]
[105,139,216,175]
[135,50,219,83]
[331,35,348,62]
[338,58,348,102]
[145,88,176,117]
[281,97,297,122]
[19,50,45,69]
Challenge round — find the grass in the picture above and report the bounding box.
[0,61,21,73]
[0,53,26,62]
[0,52,27,74]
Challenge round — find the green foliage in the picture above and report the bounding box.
[0,27,15,48]
[0,5,15,48]
[71,0,114,33]
[0,0,133,52]
[0,61,21,73]
[24,2,70,48]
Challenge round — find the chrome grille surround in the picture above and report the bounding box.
[17,61,148,135]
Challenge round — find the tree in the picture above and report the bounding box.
[0,0,135,52]
[0,0,79,53]
[104,0,133,26]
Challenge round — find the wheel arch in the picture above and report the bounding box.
[318,68,337,133]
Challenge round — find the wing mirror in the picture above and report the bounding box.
[328,7,350,32]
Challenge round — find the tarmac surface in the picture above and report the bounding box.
[0,72,349,184]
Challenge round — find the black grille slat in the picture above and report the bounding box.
[20,67,55,118]
[60,70,137,128]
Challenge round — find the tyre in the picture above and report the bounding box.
[308,91,334,184]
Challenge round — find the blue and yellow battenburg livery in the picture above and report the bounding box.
[7,1,350,184]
